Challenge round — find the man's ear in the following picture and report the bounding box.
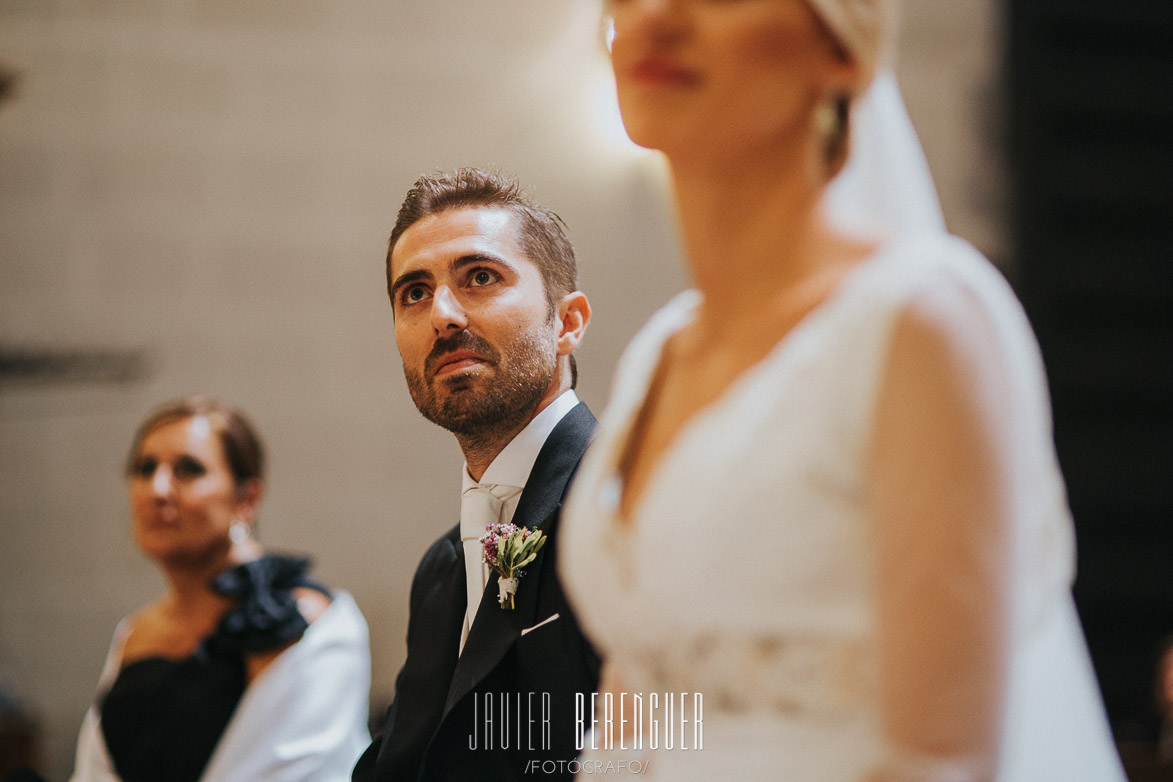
[555,291,591,357]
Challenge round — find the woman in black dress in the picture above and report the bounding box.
[71,397,370,782]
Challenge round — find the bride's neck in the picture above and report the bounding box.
[668,148,830,323]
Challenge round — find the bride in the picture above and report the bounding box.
[559,0,1125,779]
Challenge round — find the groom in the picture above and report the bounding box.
[352,168,601,782]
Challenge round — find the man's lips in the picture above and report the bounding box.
[432,350,487,377]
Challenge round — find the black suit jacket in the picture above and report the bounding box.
[353,402,601,782]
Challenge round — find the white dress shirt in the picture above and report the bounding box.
[458,389,579,653]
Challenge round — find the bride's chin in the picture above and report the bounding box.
[617,119,701,159]
[615,117,665,153]
[617,106,754,164]
[613,100,685,153]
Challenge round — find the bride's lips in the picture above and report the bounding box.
[433,350,487,377]
[626,57,701,88]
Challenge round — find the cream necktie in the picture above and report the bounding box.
[459,483,517,653]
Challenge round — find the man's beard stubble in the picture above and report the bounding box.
[403,327,558,440]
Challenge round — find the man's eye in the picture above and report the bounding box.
[470,269,497,287]
[403,286,428,304]
[174,457,207,479]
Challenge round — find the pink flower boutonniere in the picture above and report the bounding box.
[480,522,547,610]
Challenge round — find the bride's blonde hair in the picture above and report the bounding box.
[804,0,894,91]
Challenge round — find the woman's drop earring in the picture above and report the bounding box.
[229,519,250,545]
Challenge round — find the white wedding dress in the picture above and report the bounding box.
[559,233,1126,780]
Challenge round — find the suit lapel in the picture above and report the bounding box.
[442,402,596,718]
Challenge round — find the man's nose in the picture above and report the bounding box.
[430,285,468,335]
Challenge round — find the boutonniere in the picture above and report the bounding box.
[480,522,547,609]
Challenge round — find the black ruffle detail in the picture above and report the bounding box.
[210,554,319,654]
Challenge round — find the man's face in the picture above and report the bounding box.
[389,206,560,435]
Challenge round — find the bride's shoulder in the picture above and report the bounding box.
[867,231,986,277]
[606,289,701,395]
[876,233,1045,391]
[863,233,1020,319]
[640,289,702,339]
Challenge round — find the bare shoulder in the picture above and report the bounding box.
[119,599,207,665]
[119,600,165,650]
[294,586,332,624]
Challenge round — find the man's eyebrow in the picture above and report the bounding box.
[451,252,516,274]
[389,268,432,301]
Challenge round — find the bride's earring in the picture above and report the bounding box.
[815,95,840,138]
[816,92,850,173]
[229,519,250,545]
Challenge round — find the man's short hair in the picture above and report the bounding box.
[386,168,577,315]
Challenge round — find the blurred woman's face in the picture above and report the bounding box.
[607,0,852,162]
[129,415,244,565]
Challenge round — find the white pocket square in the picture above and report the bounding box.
[521,613,560,636]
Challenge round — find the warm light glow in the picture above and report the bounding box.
[589,59,649,162]
[506,1,660,176]
[190,414,211,440]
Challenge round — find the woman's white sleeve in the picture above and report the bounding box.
[867,280,1024,781]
